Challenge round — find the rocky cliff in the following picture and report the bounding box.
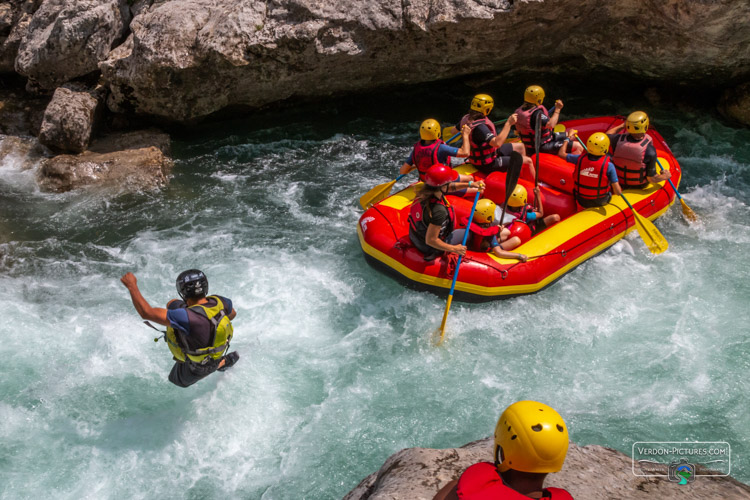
[2,0,750,125]
[344,438,750,500]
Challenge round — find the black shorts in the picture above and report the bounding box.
[476,144,515,174]
[168,358,220,388]
[539,132,571,154]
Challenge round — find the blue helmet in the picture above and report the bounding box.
[176,269,208,300]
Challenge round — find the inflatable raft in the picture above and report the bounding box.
[357,116,682,302]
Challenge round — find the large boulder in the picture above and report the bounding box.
[0,0,41,74]
[15,0,130,90]
[98,0,750,123]
[345,438,750,500]
[37,129,172,193]
[38,84,104,153]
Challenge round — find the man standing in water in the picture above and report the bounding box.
[121,269,239,387]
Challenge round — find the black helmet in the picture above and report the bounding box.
[176,269,208,300]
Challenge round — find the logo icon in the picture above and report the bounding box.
[360,216,375,232]
[668,459,695,485]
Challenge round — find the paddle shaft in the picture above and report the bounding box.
[533,111,541,187]
[437,190,482,343]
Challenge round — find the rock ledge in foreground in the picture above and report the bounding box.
[344,438,750,500]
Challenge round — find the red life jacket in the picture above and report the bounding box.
[514,105,553,153]
[459,114,497,167]
[457,462,574,500]
[408,196,456,259]
[612,134,652,188]
[412,139,443,181]
[575,154,612,203]
[468,222,500,252]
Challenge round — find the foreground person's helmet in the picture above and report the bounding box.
[176,269,208,300]
[626,111,649,134]
[420,119,441,140]
[494,400,569,473]
[471,94,494,116]
[424,164,459,188]
[524,85,545,105]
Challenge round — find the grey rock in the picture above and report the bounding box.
[15,0,130,89]
[37,129,173,192]
[344,438,750,500]
[38,84,103,153]
[0,0,41,74]
[97,0,750,123]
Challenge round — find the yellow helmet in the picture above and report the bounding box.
[470,94,494,116]
[524,85,545,105]
[473,198,496,224]
[507,185,527,208]
[420,118,441,141]
[586,132,610,156]
[626,111,649,134]
[494,400,569,474]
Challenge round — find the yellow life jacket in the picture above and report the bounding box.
[165,296,233,364]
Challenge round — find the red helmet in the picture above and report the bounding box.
[424,164,459,187]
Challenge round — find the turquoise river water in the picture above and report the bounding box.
[1,81,749,499]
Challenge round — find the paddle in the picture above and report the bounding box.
[433,152,523,345]
[433,190,481,346]
[574,136,668,254]
[359,173,407,209]
[533,112,542,187]
[657,158,698,222]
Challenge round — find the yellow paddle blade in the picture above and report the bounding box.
[553,124,566,133]
[681,198,699,222]
[632,210,669,254]
[359,179,397,209]
[432,295,454,346]
[443,126,461,144]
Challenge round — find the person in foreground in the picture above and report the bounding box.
[408,164,485,261]
[121,269,239,388]
[605,111,671,189]
[564,132,622,209]
[434,400,573,500]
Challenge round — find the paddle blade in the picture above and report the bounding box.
[359,179,397,209]
[432,295,454,346]
[553,124,566,133]
[443,126,460,144]
[505,151,523,199]
[681,198,699,222]
[633,211,669,254]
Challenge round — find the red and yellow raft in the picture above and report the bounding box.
[357,116,683,303]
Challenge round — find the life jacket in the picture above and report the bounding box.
[459,114,497,167]
[412,139,443,181]
[457,462,574,500]
[468,221,500,252]
[575,154,612,204]
[612,134,652,188]
[408,196,456,259]
[165,296,234,365]
[514,105,553,153]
